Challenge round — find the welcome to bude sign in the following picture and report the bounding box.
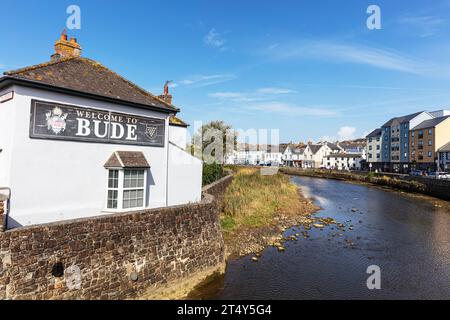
[29,100,166,147]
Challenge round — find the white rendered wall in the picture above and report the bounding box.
[5,86,177,228]
[0,86,15,188]
[167,143,202,206]
[169,125,188,150]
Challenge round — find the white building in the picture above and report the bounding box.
[438,142,450,172]
[303,143,340,168]
[322,154,364,171]
[0,34,202,229]
[366,128,383,170]
[282,145,305,167]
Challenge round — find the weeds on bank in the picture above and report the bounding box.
[220,167,302,235]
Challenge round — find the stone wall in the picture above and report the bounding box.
[0,180,232,300]
[0,199,4,232]
[202,174,233,202]
[281,168,450,201]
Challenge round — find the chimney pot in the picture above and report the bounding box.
[53,33,82,59]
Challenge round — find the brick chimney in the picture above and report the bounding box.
[158,81,173,105]
[51,31,82,61]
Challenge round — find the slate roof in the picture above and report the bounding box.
[327,153,363,159]
[292,147,306,155]
[438,142,450,152]
[382,111,424,127]
[366,128,382,138]
[308,144,323,155]
[412,116,450,130]
[325,142,341,151]
[104,151,150,168]
[2,57,178,113]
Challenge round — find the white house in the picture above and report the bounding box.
[322,154,364,171]
[437,141,450,172]
[303,143,340,168]
[282,145,305,167]
[0,33,202,229]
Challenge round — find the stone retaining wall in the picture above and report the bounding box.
[0,200,4,232]
[281,168,450,201]
[0,177,233,300]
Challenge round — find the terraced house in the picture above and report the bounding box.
[0,33,201,229]
[410,116,450,172]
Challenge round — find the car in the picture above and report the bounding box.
[409,170,423,176]
[428,172,450,179]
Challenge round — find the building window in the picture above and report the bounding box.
[411,132,415,137]
[428,151,432,157]
[418,131,423,139]
[123,169,145,209]
[106,169,147,210]
[428,139,432,146]
[428,129,432,135]
[107,170,119,209]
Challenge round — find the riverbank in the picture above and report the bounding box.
[280,167,450,202]
[219,167,320,258]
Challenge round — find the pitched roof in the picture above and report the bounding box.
[366,128,382,138]
[325,142,341,151]
[292,147,305,155]
[308,144,323,155]
[169,115,189,127]
[327,153,363,158]
[412,116,450,130]
[438,142,450,152]
[382,111,424,127]
[2,57,178,113]
[104,151,150,168]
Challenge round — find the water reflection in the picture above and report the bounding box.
[196,177,450,300]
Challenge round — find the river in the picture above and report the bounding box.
[193,176,450,300]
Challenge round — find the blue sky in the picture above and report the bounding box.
[2,0,450,143]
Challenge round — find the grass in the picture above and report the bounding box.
[220,167,303,235]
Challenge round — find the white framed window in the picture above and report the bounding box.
[105,169,147,211]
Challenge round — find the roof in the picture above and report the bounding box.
[438,142,450,152]
[412,116,450,130]
[325,142,341,151]
[169,115,189,128]
[2,57,178,113]
[104,151,150,168]
[366,128,382,138]
[382,111,424,127]
[292,147,305,155]
[308,144,323,155]
[327,153,363,159]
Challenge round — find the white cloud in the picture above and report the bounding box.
[204,29,227,51]
[179,74,236,88]
[209,87,296,102]
[265,40,431,75]
[398,15,446,37]
[338,126,356,140]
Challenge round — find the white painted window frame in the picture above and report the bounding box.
[104,168,148,212]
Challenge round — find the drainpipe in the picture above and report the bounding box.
[0,187,11,231]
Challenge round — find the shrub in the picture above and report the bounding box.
[202,163,223,186]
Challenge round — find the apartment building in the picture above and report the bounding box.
[410,116,450,172]
[381,111,433,173]
[366,129,383,170]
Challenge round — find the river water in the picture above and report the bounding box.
[194,176,450,300]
